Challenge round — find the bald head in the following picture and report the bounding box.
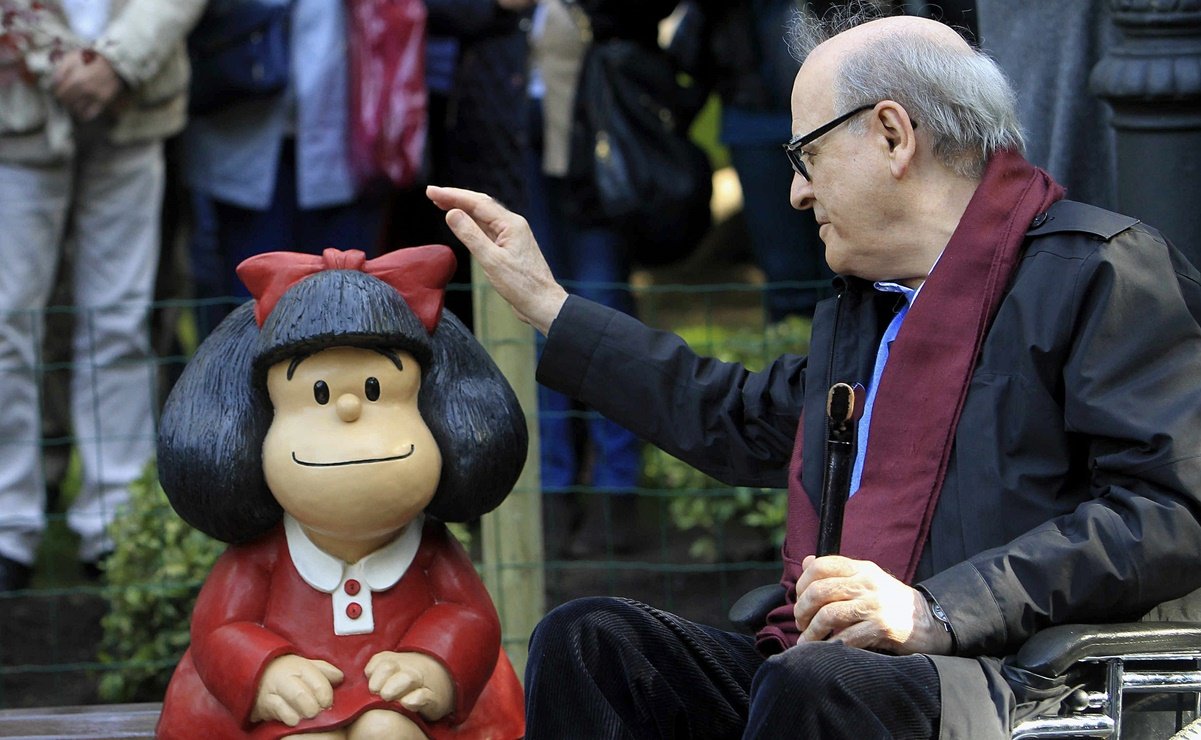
[812,14,972,66]
[787,8,1022,179]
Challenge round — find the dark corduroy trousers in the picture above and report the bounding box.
[525,597,941,739]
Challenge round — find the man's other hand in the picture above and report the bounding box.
[426,185,568,335]
[793,555,953,655]
[52,49,123,122]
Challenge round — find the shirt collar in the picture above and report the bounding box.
[284,513,425,593]
[874,244,949,304]
[873,280,919,306]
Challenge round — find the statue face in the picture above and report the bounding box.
[262,346,441,545]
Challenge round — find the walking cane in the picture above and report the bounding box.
[816,382,864,556]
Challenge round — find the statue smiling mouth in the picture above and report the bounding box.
[291,445,416,467]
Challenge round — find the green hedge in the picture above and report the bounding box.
[642,316,811,561]
[97,463,224,703]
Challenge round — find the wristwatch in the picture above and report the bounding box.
[917,586,958,652]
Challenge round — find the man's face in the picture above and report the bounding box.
[788,57,894,280]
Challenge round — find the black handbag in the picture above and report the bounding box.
[566,34,712,267]
[188,1,292,115]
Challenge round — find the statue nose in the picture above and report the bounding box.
[336,393,361,422]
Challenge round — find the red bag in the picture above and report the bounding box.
[345,0,428,187]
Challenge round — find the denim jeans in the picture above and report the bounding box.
[525,101,640,494]
[729,142,832,321]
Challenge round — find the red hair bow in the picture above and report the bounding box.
[236,246,458,332]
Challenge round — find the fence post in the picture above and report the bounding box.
[472,262,545,680]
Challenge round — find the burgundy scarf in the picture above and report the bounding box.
[759,150,1064,651]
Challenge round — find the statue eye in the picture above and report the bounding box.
[365,377,380,401]
[313,380,330,405]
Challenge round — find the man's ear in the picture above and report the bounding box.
[874,101,917,178]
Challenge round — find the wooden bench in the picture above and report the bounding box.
[0,703,160,739]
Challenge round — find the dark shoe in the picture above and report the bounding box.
[0,554,32,592]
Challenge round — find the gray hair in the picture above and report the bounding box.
[786,3,1024,180]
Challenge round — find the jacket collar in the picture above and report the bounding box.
[284,513,424,593]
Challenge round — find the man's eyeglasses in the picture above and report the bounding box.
[783,103,877,181]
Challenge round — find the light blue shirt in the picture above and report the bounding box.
[183,0,356,211]
[62,0,110,42]
[849,281,918,495]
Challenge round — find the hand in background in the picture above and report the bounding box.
[52,49,122,121]
[365,651,455,721]
[793,554,954,656]
[250,654,344,726]
[427,185,568,335]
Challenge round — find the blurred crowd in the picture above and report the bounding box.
[0,0,1117,591]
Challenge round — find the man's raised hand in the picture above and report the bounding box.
[426,185,568,334]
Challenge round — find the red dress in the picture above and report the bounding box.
[157,519,524,739]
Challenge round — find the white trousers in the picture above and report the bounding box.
[0,136,162,564]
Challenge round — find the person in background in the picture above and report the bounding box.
[525,0,677,557]
[689,0,840,321]
[383,0,535,329]
[183,0,384,338]
[0,0,204,590]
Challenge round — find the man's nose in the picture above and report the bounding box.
[790,171,815,211]
[336,393,362,422]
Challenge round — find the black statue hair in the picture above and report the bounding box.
[157,269,529,544]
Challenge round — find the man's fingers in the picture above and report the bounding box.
[816,615,877,649]
[794,573,858,630]
[445,208,498,259]
[427,185,511,227]
[800,600,863,643]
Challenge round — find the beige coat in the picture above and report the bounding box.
[530,0,588,177]
[0,0,205,163]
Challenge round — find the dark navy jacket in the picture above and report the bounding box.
[536,201,1201,735]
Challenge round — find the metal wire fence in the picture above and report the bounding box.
[0,276,829,710]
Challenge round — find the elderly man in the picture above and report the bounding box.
[428,8,1201,739]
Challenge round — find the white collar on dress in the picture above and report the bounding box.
[284,512,425,593]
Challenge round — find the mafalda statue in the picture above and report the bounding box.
[155,246,527,739]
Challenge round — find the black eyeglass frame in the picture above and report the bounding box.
[783,103,878,180]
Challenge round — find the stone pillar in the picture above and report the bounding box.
[1091,0,1201,267]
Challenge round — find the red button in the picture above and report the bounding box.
[346,602,363,619]
[344,579,361,595]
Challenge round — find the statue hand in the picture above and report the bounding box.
[251,655,344,726]
[365,650,455,721]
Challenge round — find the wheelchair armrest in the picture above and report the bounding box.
[728,584,786,632]
[1011,621,1201,678]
